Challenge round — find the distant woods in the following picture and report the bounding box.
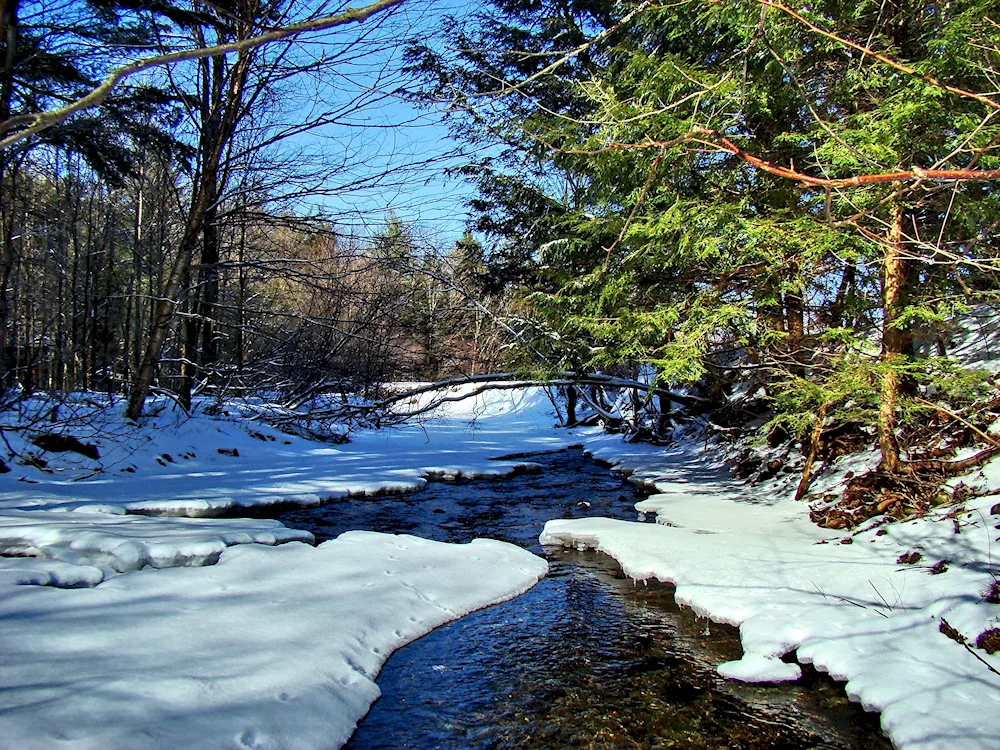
[0,0,508,411]
[0,153,507,401]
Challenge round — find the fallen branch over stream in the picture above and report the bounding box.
[266,372,707,429]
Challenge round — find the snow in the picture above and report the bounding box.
[0,386,570,517]
[540,439,1000,750]
[920,306,1000,373]
[2,382,999,749]
[0,510,312,581]
[0,534,547,750]
[0,386,557,749]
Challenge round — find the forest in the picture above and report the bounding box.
[2,2,1000,748]
[4,0,1000,514]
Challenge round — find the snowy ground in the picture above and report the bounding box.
[1,385,999,749]
[0,388,559,748]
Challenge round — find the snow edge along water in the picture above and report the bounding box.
[0,533,548,749]
[1,384,999,749]
[0,386,565,749]
[539,434,1000,750]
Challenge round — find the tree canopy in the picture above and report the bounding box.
[409,0,1000,483]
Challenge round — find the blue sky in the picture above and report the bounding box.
[273,0,482,249]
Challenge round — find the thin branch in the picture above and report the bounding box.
[0,0,405,150]
[756,0,1000,114]
[603,147,665,268]
[913,397,1000,452]
[547,126,1000,190]
[473,0,655,99]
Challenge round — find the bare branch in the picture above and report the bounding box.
[0,0,405,150]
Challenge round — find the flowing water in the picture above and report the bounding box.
[275,450,891,749]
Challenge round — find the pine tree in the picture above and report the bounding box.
[416,0,1000,474]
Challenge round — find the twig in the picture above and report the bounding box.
[940,618,1000,677]
[913,397,1000,451]
[0,0,405,150]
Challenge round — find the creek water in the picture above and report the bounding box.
[275,450,890,749]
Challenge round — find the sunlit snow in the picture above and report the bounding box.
[0,384,998,749]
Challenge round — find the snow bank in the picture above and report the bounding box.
[0,386,556,749]
[0,510,312,583]
[0,532,547,750]
[540,441,1000,750]
[5,383,999,749]
[0,387,569,516]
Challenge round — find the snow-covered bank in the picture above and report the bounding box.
[0,533,547,749]
[3,384,999,749]
[0,387,571,517]
[0,386,557,749]
[0,511,312,585]
[540,439,1000,750]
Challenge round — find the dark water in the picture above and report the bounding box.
[276,450,890,749]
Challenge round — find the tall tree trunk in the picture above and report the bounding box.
[785,285,805,377]
[199,193,220,372]
[128,40,252,419]
[180,274,196,411]
[125,161,145,385]
[878,199,914,474]
[828,262,855,328]
[126,183,215,419]
[0,0,16,390]
[236,211,246,376]
[565,384,577,426]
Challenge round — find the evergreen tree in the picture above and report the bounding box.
[417,0,1000,476]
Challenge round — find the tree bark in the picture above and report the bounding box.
[565,384,577,426]
[0,0,16,390]
[828,262,855,328]
[126,183,214,420]
[127,33,252,420]
[877,199,913,474]
[785,281,805,377]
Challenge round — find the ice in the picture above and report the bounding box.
[0,387,557,749]
[0,555,105,587]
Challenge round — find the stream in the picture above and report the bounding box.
[275,450,891,749]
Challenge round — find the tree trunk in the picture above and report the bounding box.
[828,262,855,328]
[127,40,252,420]
[126,183,214,420]
[878,200,913,474]
[565,384,577,426]
[236,210,246,376]
[0,0,16,390]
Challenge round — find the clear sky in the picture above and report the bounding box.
[269,0,482,250]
